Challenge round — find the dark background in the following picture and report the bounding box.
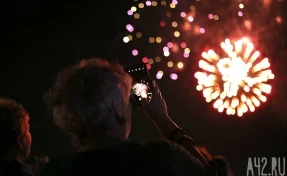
[2,1,287,175]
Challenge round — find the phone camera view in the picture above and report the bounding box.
[133,82,151,100]
[125,64,153,107]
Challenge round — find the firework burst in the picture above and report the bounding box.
[195,37,274,117]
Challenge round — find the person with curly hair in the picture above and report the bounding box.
[0,98,32,176]
[41,58,212,176]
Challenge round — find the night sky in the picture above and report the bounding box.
[3,1,287,175]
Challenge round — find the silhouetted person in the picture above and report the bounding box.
[198,147,233,176]
[42,58,212,176]
[0,98,32,176]
[210,156,232,176]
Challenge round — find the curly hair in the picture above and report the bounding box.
[0,98,30,158]
[44,58,133,146]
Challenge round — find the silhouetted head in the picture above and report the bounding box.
[210,156,233,176]
[44,58,133,150]
[197,147,233,176]
[0,98,31,162]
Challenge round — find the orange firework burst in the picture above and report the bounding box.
[195,37,275,117]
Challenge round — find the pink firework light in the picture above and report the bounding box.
[171,0,283,117]
[123,0,200,80]
[175,0,285,52]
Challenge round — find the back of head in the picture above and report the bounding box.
[0,98,30,166]
[197,147,232,176]
[44,58,133,147]
[210,156,233,176]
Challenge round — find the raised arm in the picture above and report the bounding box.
[141,81,210,167]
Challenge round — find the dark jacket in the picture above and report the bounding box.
[1,160,33,176]
[41,140,211,176]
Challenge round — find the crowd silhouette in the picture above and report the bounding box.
[0,58,233,176]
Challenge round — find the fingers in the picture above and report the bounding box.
[141,80,161,107]
[151,80,160,96]
[141,97,149,107]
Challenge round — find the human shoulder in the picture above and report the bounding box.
[3,160,33,176]
[40,154,74,176]
[145,140,210,176]
[144,139,194,156]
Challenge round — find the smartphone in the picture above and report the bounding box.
[125,64,153,108]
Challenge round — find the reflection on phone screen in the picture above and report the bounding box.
[133,83,148,98]
[125,64,152,107]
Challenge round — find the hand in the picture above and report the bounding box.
[141,81,179,138]
[141,81,169,120]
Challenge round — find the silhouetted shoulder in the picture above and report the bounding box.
[40,155,74,176]
[144,140,210,176]
[2,160,33,176]
[41,141,210,176]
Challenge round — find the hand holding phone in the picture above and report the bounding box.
[125,64,153,107]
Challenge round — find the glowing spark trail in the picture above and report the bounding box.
[195,38,274,117]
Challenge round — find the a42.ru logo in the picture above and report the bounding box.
[246,157,286,176]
